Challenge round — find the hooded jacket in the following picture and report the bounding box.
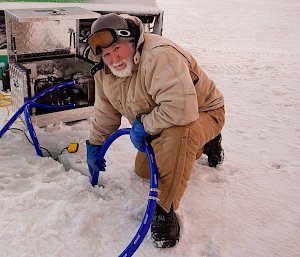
[89,14,224,145]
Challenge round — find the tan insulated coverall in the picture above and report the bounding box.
[89,14,225,212]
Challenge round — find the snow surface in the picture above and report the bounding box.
[0,0,300,256]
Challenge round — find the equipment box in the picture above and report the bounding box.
[5,7,100,126]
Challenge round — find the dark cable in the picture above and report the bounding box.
[59,147,68,155]
[8,128,54,158]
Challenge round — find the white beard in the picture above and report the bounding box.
[108,58,134,78]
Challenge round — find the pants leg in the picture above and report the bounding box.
[134,107,225,212]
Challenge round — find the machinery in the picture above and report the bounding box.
[4,7,99,126]
[1,2,163,126]
[0,3,163,254]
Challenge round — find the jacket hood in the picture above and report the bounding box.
[119,14,145,65]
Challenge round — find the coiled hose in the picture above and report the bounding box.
[91,128,159,257]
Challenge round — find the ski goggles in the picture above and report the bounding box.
[88,28,132,55]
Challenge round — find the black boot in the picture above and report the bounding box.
[151,203,180,248]
[203,133,224,167]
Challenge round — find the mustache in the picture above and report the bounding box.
[112,61,126,68]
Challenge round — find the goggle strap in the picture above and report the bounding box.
[126,19,140,45]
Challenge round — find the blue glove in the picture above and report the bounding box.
[86,140,106,176]
[130,118,149,152]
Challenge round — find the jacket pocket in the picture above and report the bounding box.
[129,99,153,117]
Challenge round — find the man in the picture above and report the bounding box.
[86,13,225,248]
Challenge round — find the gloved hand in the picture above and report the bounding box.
[130,118,149,152]
[86,140,106,176]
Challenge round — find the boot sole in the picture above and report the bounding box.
[153,238,179,248]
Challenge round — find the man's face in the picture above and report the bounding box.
[101,41,135,78]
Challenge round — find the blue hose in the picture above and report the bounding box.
[0,81,159,256]
[24,104,43,156]
[0,80,78,158]
[32,102,78,110]
[91,128,159,257]
[0,80,78,139]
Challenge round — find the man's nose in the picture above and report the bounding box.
[111,52,120,64]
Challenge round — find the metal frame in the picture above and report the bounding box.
[0,79,79,150]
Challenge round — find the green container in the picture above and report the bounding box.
[0,50,8,80]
